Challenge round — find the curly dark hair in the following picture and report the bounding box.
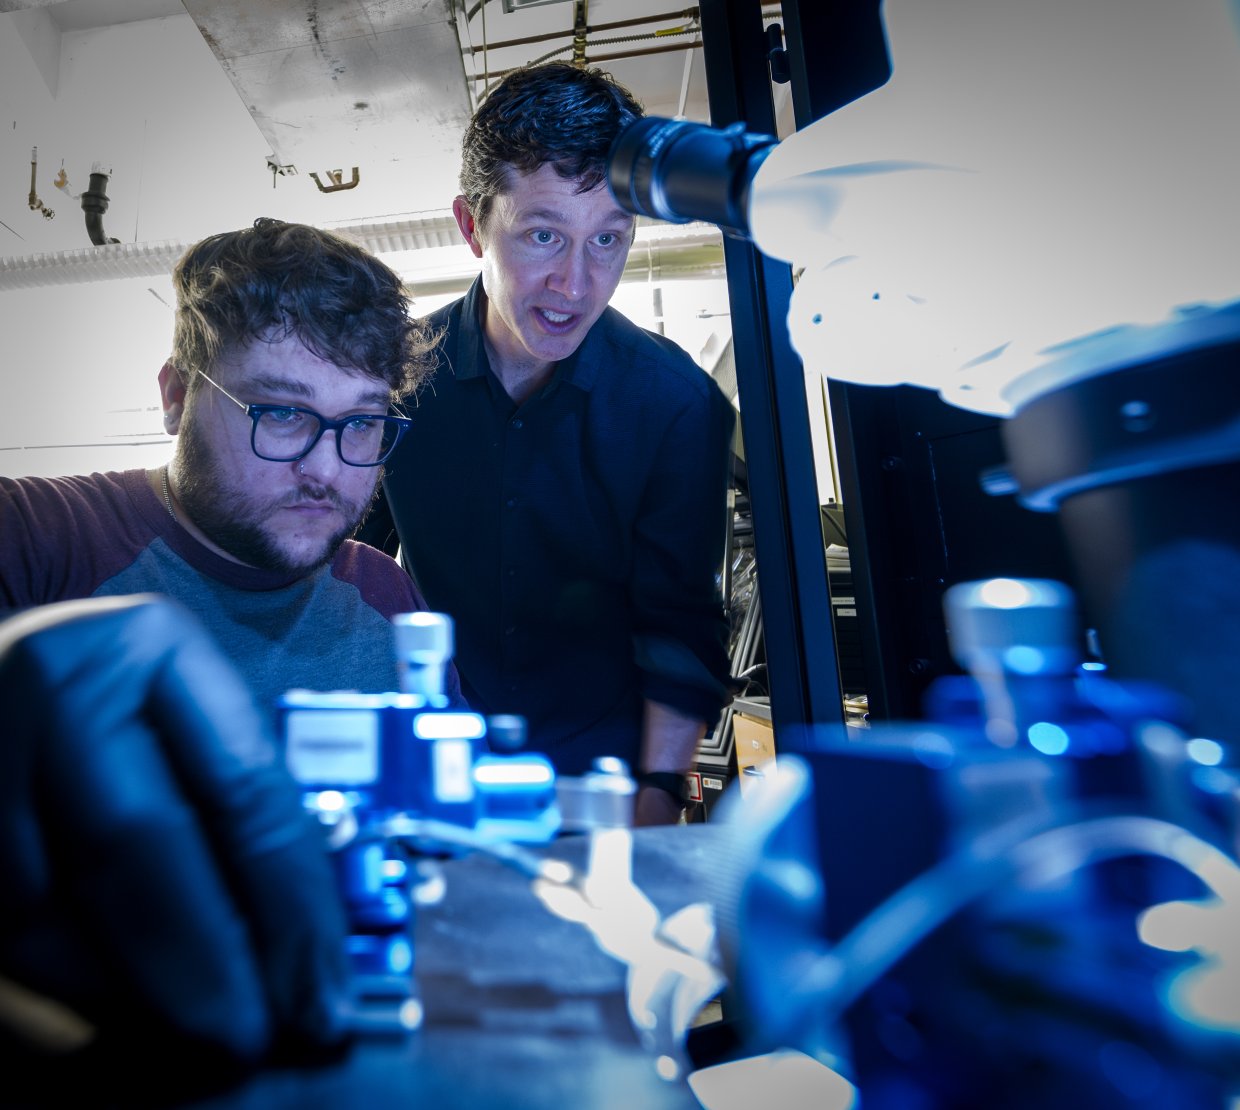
[460,62,644,232]
[170,218,432,396]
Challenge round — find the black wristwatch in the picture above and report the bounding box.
[637,771,686,801]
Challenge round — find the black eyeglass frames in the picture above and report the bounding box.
[196,369,411,467]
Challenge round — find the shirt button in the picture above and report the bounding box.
[505,626,516,636]
[511,418,524,430]
[505,497,516,509]
[506,567,516,578]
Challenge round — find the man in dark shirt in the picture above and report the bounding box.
[376,63,736,824]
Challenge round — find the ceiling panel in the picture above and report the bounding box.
[182,0,469,194]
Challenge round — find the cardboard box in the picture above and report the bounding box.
[732,711,776,797]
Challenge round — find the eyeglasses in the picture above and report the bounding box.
[196,369,411,467]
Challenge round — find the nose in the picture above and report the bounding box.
[295,427,345,484]
[547,244,590,301]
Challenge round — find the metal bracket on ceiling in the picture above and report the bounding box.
[266,156,298,189]
[309,167,360,193]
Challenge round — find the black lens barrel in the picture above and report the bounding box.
[607,116,777,235]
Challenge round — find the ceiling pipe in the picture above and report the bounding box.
[460,8,700,54]
[80,164,121,247]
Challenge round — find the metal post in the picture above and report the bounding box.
[698,0,846,744]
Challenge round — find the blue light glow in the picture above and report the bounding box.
[978,578,1034,609]
[1186,737,1225,767]
[387,936,413,975]
[1002,645,1047,674]
[1027,721,1070,755]
[382,858,408,882]
[412,711,486,740]
[313,789,347,812]
[474,761,555,786]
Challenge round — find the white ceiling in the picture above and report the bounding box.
[0,0,722,264]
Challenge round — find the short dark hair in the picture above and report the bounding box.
[171,217,432,396]
[460,62,644,231]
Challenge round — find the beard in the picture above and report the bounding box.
[174,417,381,576]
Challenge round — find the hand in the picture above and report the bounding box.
[634,782,686,827]
[0,596,349,1098]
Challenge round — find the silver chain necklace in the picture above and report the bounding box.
[160,466,177,522]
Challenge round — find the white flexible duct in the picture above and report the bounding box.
[0,212,462,291]
[0,213,720,292]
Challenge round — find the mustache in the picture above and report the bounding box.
[279,483,349,510]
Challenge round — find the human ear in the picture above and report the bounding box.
[158,360,187,435]
[452,196,484,259]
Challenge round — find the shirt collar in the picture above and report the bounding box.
[451,275,607,395]
[450,277,489,382]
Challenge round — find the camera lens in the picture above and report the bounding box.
[607,116,777,235]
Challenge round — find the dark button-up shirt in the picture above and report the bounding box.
[380,277,735,774]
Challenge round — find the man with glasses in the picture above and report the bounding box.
[0,217,458,1096]
[0,216,460,712]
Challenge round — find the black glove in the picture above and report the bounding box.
[0,595,350,1102]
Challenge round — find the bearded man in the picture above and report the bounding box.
[0,217,460,711]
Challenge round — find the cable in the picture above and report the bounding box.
[381,814,574,883]
[799,812,1240,1023]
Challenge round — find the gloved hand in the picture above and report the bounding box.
[0,595,350,1100]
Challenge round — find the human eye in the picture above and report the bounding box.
[528,228,559,247]
[260,406,307,432]
[344,415,382,435]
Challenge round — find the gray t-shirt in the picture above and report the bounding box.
[0,469,461,713]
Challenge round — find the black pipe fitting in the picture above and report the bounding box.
[81,170,120,246]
